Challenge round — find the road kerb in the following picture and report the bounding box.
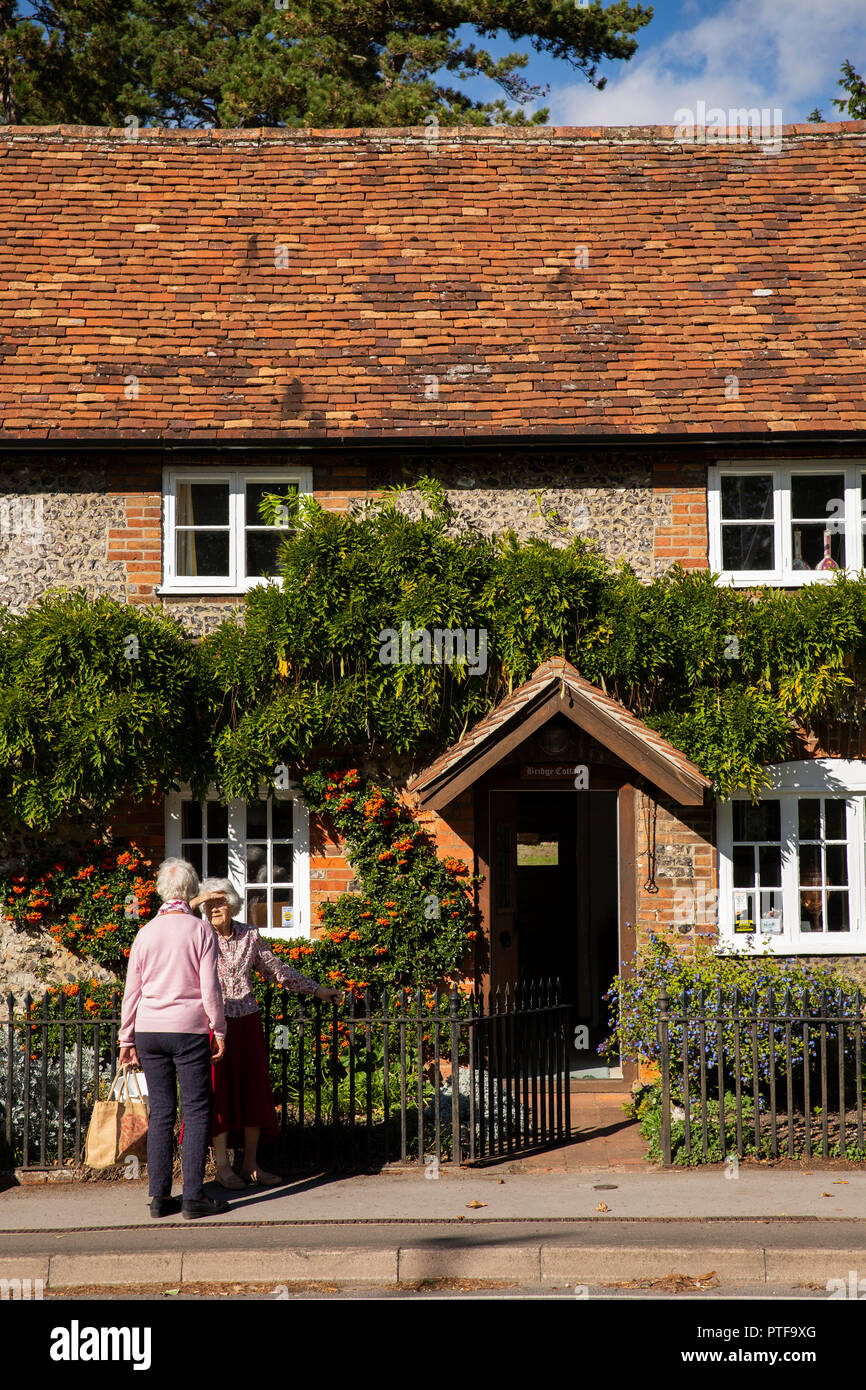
[49,1252,183,1288]
[764,1247,866,1285]
[180,1247,398,1285]
[541,1244,766,1284]
[397,1243,542,1282]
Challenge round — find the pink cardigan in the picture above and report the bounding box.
[119,910,226,1044]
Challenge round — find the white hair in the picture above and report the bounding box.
[155,857,200,905]
[199,876,243,917]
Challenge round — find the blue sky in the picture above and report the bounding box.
[455,0,864,125]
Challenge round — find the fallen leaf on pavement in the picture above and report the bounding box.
[596,1201,609,1212]
[466,1199,487,1209]
[605,1271,718,1292]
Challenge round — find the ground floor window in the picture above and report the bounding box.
[717,760,866,954]
[164,786,310,939]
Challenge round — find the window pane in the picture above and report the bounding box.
[245,482,297,527]
[272,850,292,884]
[207,843,228,879]
[272,889,294,932]
[798,800,821,840]
[758,845,781,886]
[176,530,230,577]
[790,474,845,520]
[791,523,844,570]
[177,482,230,528]
[827,893,850,932]
[272,799,293,840]
[246,888,267,930]
[734,800,780,842]
[733,892,755,930]
[733,845,755,888]
[206,803,228,840]
[721,526,774,571]
[246,801,268,837]
[799,845,822,886]
[182,841,203,876]
[758,892,783,932]
[799,891,823,932]
[721,475,773,521]
[825,845,848,886]
[825,800,846,840]
[182,802,202,839]
[246,843,268,882]
[245,529,283,579]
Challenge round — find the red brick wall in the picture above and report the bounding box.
[652,459,709,571]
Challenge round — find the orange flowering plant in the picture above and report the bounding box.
[0,840,158,972]
[289,768,481,1001]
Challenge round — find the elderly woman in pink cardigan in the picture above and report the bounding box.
[118,857,228,1221]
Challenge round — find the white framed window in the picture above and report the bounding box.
[718,760,866,954]
[708,461,863,586]
[161,467,313,593]
[165,782,310,939]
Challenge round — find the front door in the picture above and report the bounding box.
[490,788,620,1075]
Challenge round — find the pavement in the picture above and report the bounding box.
[3,1097,866,1294]
[3,1164,866,1292]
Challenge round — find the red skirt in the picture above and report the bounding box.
[211,1010,279,1144]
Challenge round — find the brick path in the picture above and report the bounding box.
[495,1093,649,1171]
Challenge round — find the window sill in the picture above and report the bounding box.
[720,934,866,955]
[156,580,279,597]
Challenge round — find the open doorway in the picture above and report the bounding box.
[491,789,620,1077]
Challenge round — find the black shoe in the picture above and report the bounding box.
[181,1196,230,1219]
[149,1196,182,1218]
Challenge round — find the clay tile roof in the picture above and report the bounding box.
[408,657,711,807]
[1,123,865,441]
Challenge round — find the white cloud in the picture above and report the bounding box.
[550,0,865,125]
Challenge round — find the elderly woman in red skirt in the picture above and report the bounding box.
[190,877,343,1189]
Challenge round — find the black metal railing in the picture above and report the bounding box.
[657,986,866,1166]
[1,980,571,1172]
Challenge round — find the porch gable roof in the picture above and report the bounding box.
[407,657,711,808]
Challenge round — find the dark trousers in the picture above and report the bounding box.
[135,1031,212,1201]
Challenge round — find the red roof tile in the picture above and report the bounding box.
[1,123,865,440]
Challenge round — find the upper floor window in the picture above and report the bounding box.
[165,784,310,939]
[717,760,866,954]
[708,462,863,585]
[161,467,312,593]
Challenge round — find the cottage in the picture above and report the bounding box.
[2,121,866,1090]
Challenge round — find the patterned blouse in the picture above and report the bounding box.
[212,920,320,1019]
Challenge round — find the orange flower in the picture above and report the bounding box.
[348,931,361,942]
[84,999,97,1014]
[467,931,478,941]
[25,911,43,922]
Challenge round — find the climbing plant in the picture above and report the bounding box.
[4,482,866,832]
